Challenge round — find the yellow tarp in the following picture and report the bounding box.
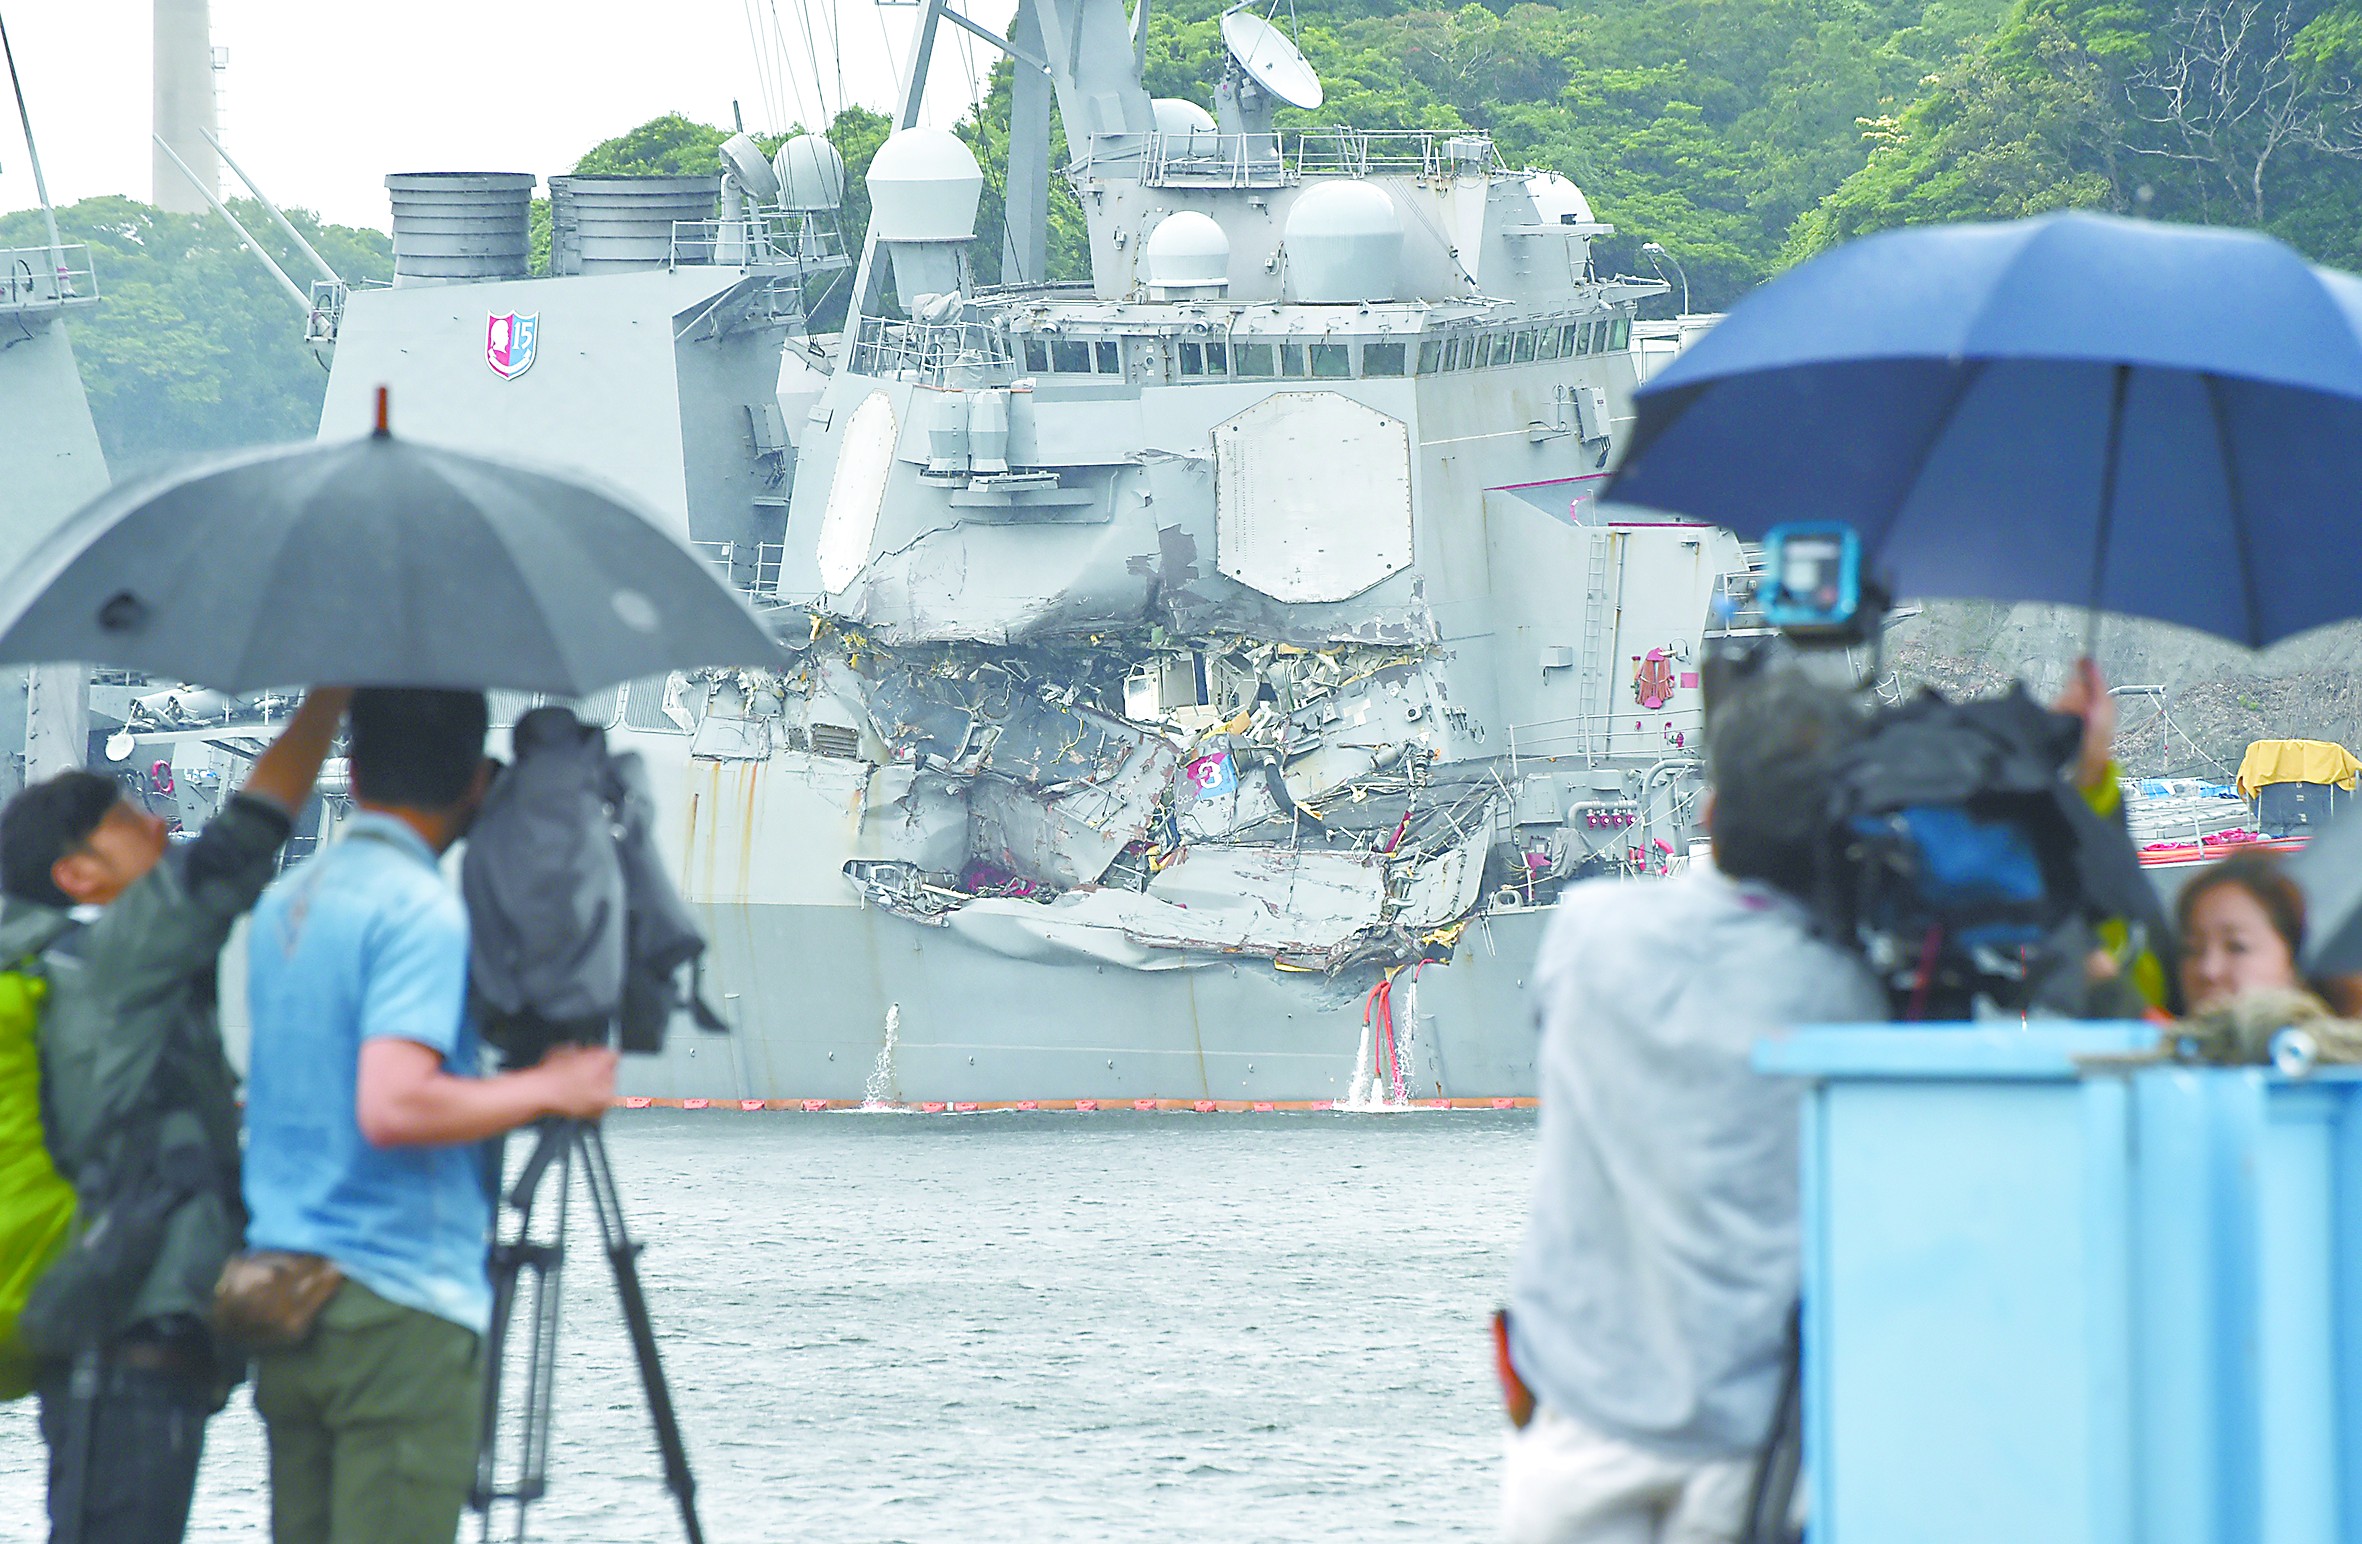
[2236,738,2362,798]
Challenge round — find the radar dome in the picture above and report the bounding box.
[1151,98,1218,136]
[866,127,983,243]
[1141,210,1229,296]
[720,132,781,201]
[1523,171,1595,226]
[776,134,846,211]
[1282,182,1403,303]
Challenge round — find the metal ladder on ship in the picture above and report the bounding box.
[1575,531,1615,762]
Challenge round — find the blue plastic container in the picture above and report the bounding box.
[1758,1024,2362,1544]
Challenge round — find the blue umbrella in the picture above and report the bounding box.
[1603,211,2362,648]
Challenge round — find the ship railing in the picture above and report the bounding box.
[693,539,786,603]
[1125,128,1501,188]
[1293,128,1501,179]
[1509,704,1707,764]
[670,214,846,272]
[1137,131,1290,188]
[0,243,98,314]
[847,316,1017,383]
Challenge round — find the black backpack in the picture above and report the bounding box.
[1817,686,2163,1020]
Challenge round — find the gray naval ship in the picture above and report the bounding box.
[204,0,1749,1107]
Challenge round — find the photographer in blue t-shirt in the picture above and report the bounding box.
[240,689,615,1544]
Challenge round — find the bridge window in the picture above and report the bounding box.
[1310,342,1350,379]
[1181,340,1232,377]
[1513,330,1538,364]
[1025,339,1051,372]
[1094,341,1121,373]
[1538,326,1562,361]
[1280,343,1309,377]
[1235,342,1275,376]
[1416,340,1441,374]
[1608,316,1631,351]
[1364,341,1406,376]
[1052,339,1092,372]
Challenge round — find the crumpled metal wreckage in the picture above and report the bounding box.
[668,617,1609,975]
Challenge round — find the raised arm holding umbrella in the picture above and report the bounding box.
[0,387,777,1544]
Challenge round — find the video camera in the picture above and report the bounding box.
[1710,523,2150,1021]
[463,706,726,1070]
[1757,523,1882,643]
[1701,523,1891,721]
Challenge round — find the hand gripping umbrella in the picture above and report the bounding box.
[0,390,782,695]
[1603,211,2362,652]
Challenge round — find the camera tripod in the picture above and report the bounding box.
[473,1117,705,1544]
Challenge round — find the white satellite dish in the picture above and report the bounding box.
[104,731,134,762]
[720,132,781,202]
[1219,9,1324,111]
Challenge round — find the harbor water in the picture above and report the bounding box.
[0,1110,1535,1541]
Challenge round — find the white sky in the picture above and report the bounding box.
[0,0,1018,231]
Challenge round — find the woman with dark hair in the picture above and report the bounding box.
[2175,852,2313,1012]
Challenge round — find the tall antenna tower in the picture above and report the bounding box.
[152,0,218,213]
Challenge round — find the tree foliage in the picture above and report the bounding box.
[1798,0,2362,259]
[568,106,891,328]
[0,197,390,472]
[1134,0,2020,307]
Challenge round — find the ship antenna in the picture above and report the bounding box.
[198,126,341,285]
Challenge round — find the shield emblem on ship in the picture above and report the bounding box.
[485,311,538,380]
[1184,748,1238,798]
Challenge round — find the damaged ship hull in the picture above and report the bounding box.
[631,892,1549,1106]
[297,0,1754,1104]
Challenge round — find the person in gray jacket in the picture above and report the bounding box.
[1498,671,1884,1544]
[0,689,348,1544]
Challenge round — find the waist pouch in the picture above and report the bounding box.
[212,1251,345,1353]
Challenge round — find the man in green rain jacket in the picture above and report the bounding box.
[0,688,346,1544]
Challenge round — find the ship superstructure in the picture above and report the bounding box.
[297,0,1745,1106]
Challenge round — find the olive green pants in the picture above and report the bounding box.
[253,1280,483,1544]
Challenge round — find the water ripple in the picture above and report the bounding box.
[0,1110,1534,1542]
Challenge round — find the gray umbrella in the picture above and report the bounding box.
[2291,810,2362,976]
[0,411,781,695]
